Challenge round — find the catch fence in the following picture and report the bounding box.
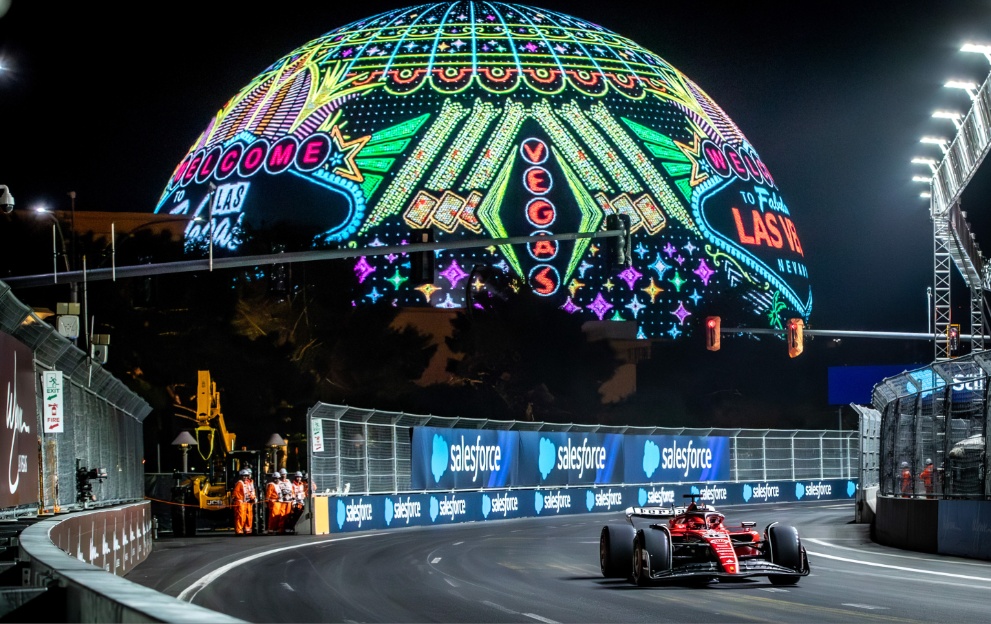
[0,280,151,517]
[872,352,991,499]
[307,402,858,496]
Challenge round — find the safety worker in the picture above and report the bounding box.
[900,461,913,497]
[232,468,256,535]
[286,471,308,533]
[277,468,293,534]
[920,458,935,497]
[266,472,283,534]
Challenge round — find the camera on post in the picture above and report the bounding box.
[0,185,14,214]
[76,460,108,505]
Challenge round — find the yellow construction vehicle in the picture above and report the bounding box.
[171,370,268,536]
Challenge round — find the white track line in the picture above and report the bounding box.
[177,534,375,602]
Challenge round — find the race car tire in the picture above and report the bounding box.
[633,528,671,586]
[600,524,635,579]
[766,523,802,585]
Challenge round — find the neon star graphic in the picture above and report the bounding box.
[386,269,407,290]
[578,260,594,278]
[386,253,398,263]
[674,131,710,188]
[634,242,649,259]
[368,237,386,247]
[669,270,686,292]
[609,310,625,321]
[694,259,715,285]
[683,241,697,255]
[354,257,375,283]
[436,293,460,308]
[330,125,370,183]
[618,266,643,290]
[589,243,600,256]
[560,297,581,314]
[603,278,615,292]
[689,288,703,305]
[568,278,586,297]
[636,326,648,340]
[439,260,469,288]
[415,283,440,303]
[663,242,678,257]
[650,253,672,279]
[625,295,646,319]
[642,278,664,303]
[667,324,682,339]
[366,287,384,303]
[586,292,614,320]
[671,302,691,325]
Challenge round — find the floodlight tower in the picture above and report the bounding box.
[918,47,991,360]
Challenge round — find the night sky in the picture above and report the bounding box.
[3,1,991,413]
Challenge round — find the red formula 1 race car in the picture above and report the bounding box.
[599,494,810,586]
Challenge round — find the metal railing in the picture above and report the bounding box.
[0,280,151,517]
[307,403,858,496]
[872,352,991,499]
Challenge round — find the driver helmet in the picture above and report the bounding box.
[900,461,909,468]
[708,514,724,528]
[926,458,933,465]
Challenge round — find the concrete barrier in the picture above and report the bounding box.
[15,502,242,623]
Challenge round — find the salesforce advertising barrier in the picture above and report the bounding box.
[411,427,519,490]
[625,435,731,483]
[519,431,624,486]
[331,479,858,532]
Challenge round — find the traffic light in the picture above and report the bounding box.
[787,318,804,358]
[948,324,961,355]
[410,228,434,284]
[705,316,721,351]
[605,213,632,268]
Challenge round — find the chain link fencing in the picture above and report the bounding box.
[307,402,858,496]
[0,280,151,518]
[872,353,990,499]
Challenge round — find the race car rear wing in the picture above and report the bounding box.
[625,506,686,519]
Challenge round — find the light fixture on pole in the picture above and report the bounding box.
[932,110,963,129]
[920,136,950,154]
[34,206,70,279]
[912,175,933,184]
[172,431,198,473]
[961,43,991,65]
[266,433,285,473]
[945,80,979,100]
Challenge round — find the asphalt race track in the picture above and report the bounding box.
[128,501,991,623]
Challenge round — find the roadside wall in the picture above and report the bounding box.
[18,502,242,623]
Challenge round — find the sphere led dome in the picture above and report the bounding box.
[157,1,812,339]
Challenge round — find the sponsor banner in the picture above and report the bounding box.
[42,371,64,433]
[520,431,624,486]
[411,427,519,490]
[626,435,731,483]
[330,479,859,532]
[0,334,39,508]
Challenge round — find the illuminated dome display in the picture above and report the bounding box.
[156,1,812,339]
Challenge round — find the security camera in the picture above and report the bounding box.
[0,186,13,214]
